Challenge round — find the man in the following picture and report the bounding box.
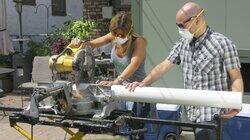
[126,2,243,140]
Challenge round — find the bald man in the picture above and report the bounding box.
[126,2,243,140]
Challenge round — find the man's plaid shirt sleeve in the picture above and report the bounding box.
[221,38,241,70]
[167,42,181,65]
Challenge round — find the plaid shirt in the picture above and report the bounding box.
[167,27,241,122]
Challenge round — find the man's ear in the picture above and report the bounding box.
[195,17,201,25]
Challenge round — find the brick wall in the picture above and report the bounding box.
[111,1,131,15]
[83,0,130,38]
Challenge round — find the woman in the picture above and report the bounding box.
[72,12,157,139]
[72,12,146,86]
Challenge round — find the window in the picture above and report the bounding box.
[120,0,131,5]
[241,63,250,93]
[22,0,36,6]
[52,0,66,16]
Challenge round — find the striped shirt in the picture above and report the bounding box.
[167,26,241,122]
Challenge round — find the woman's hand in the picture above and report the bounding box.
[71,38,82,48]
[125,81,146,92]
[98,77,125,87]
[98,81,113,86]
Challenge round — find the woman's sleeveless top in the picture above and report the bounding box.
[110,34,146,82]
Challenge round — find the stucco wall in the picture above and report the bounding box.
[6,0,83,35]
[131,0,250,87]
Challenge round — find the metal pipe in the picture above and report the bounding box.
[34,4,52,35]
[31,125,33,140]
[61,127,76,136]
[13,0,23,53]
[0,106,23,112]
[18,10,23,53]
[120,116,218,129]
[12,124,37,140]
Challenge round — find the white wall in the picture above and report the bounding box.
[6,0,83,35]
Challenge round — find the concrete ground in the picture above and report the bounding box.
[0,94,194,140]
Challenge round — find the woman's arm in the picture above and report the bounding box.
[71,33,115,48]
[88,33,115,48]
[113,37,147,84]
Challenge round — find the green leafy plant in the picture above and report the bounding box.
[26,40,51,59]
[26,19,97,58]
[64,20,96,40]
[0,54,13,67]
[44,19,97,55]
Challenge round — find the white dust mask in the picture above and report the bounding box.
[115,37,129,45]
[178,9,205,42]
[178,27,194,42]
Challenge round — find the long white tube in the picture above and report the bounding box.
[111,85,242,109]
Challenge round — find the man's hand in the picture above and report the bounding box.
[221,109,241,119]
[125,81,146,92]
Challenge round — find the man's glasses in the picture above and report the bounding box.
[176,9,204,29]
[176,17,193,28]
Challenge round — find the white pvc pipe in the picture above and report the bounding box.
[111,85,242,109]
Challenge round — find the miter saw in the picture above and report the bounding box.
[22,43,119,122]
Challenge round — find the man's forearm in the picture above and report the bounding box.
[142,59,174,86]
[222,77,244,118]
[228,68,244,94]
[231,78,244,94]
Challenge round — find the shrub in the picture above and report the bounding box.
[44,19,97,55]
